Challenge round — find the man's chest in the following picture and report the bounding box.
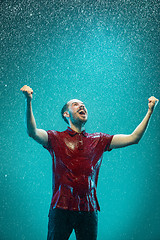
[53,134,102,173]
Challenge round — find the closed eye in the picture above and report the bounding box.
[72,101,84,106]
[72,102,79,106]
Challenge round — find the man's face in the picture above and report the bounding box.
[67,99,88,125]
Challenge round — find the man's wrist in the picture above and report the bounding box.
[147,109,153,116]
[25,97,32,103]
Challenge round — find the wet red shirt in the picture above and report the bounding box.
[44,127,114,212]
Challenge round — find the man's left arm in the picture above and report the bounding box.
[110,96,159,149]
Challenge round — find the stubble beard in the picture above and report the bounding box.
[70,113,87,127]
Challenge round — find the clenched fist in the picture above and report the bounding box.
[20,85,33,100]
[148,96,159,113]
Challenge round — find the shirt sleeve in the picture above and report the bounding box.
[43,130,57,151]
[101,133,114,152]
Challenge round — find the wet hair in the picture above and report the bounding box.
[61,102,69,124]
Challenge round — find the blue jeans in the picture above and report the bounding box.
[47,208,98,240]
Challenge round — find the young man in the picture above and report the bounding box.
[20,85,158,240]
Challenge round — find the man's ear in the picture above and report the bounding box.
[63,111,70,118]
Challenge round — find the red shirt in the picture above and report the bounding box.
[44,127,114,212]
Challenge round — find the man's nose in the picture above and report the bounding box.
[80,104,85,109]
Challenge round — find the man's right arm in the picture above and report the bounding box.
[20,85,48,147]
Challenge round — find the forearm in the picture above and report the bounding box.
[131,109,152,143]
[110,96,158,149]
[25,98,37,136]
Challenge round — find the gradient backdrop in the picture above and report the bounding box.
[1,0,160,239]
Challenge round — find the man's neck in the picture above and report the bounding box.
[69,123,85,133]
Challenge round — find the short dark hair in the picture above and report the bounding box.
[61,102,69,124]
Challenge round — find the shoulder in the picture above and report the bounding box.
[85,132,100,138]
[86,132,111,138]
[46,130,58,137]
[46,129,68,138]
[86,132,114,144]
[45,130,66,149]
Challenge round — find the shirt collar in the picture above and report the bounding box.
[66,127,87,137]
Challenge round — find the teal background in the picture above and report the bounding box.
[1,0,160,239]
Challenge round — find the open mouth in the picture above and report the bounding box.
[78,110,86,115]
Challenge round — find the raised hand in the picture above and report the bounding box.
[20,85,33,100]
[148,96,159,113]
